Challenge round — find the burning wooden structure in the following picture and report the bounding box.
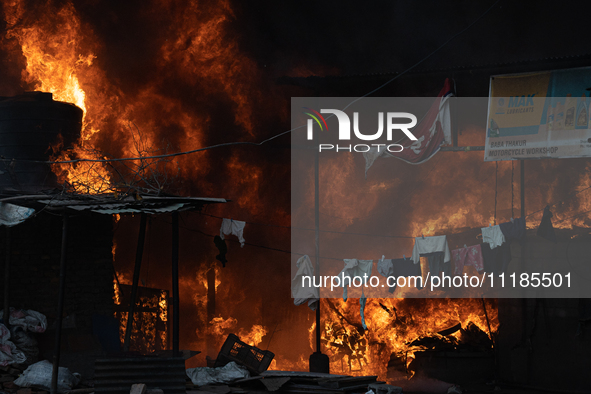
[114,284,169,354]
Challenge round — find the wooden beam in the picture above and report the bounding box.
[3,227,10,329]
[123,213,148,352]
[51,213,68,394]
[171,211,180,357]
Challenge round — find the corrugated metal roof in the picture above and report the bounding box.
[41,201,187,214]
[0,193,228,215]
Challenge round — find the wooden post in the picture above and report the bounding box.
[171,211,180,357]
[207,266,216,358]
[520,160,526,279]
[3,227,10,328]
[520,160,525,230]
[51,213,68,394]
[123,213,147,353]
[207,268,216,321]
[452,78,458,147]
[314,144,321,355]
[309,138,329,373]
[520,159,530,381]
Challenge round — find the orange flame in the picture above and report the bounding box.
[238,324,268,347]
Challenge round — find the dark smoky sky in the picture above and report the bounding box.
[2,0,590,94]
[229,0,589,76]
[55,0,591,82]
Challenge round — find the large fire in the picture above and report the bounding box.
[316,298,496,378]
[265,297,497,380]
[1,0,263,199]
[3,0,591,385]
[3,0,112,193]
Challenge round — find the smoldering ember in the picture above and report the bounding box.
[0,2,590,394]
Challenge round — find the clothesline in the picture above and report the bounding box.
[172,215,416,261]
[199,183,591,244]
[524,184,591,219]
[157,216,316,258]
[169,214,531,263]
[552,207,591,225]
[199,212,414,239]
[138,183,591,262]
[141,204,570,271]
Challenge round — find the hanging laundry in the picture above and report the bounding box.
[377,257,395,292]
[499,217,526,242]
[452,244,484,275]
[378,256,422,292]
[412,236,451,279]
[220,218,246,247]
[422,251,451,276]
[481,225,505,249]
[360,296,368,330]
[484,217,527,274]
[291,255,319,311]
[537,206,557,243]
[481,217,526,274]
[411,235,451,265]
[213,236,228,267]
[377,256,393,278]
[480,242,512,274]
[338,259,373,301]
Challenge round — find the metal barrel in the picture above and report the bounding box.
[0,91,82,192]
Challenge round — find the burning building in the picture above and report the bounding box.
[0,1,590,393]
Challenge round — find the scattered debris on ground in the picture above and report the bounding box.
[185,370,400,394]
